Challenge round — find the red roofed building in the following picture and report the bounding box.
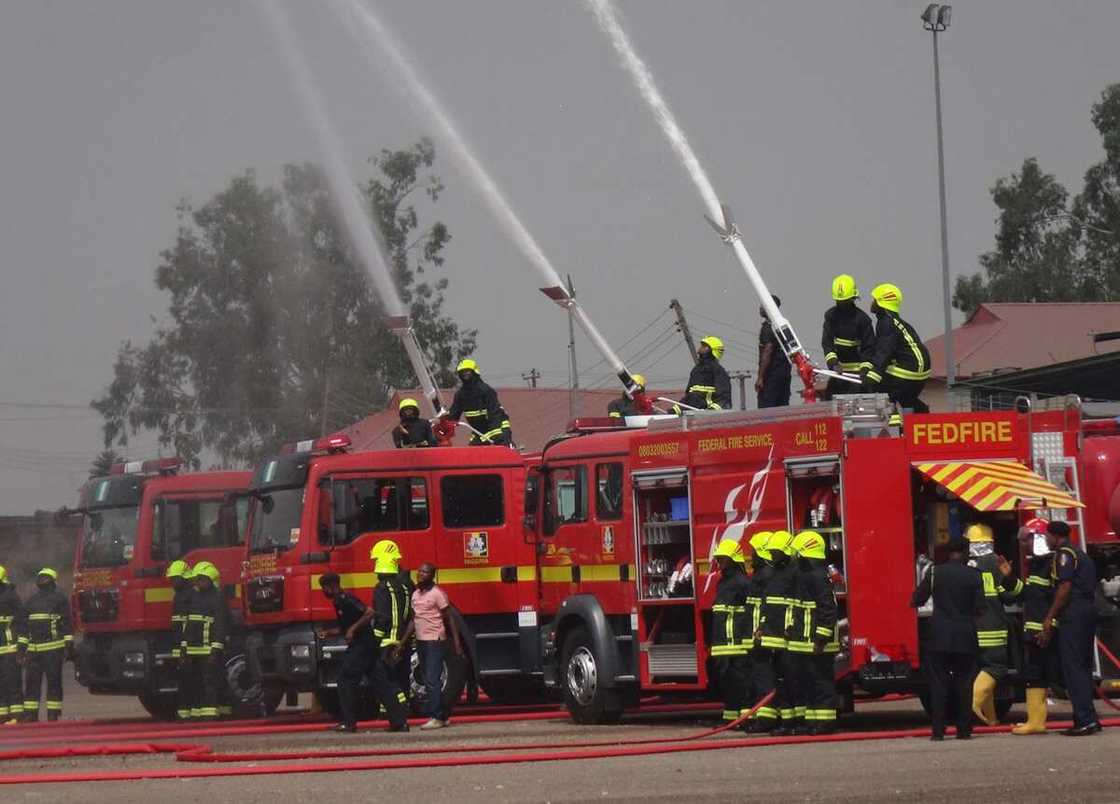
[924,303,1120,411]
[340,386,677,453]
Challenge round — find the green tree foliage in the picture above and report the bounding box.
[89,449,123,479]
[954,84,1120,316]
[92,140,476,468]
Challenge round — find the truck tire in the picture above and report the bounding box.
[138,692,179,721]
[224,652,283,718]
[561,625,623,724]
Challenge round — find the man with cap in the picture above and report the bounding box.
[181,561,230,720]
[20,568,73,721]
[820,275,874,400]
[165,560,194,720]
[680,337,732,412]
[318,572,376,732]
[791,530,841,734]
[710,538,753,726]
[1012,518,1060,735]
[965,523,1021,725]
[392,398,438,448]
[911,535,985,740]
[443,359,513,446]
[0,565,24,724]
[1039,520,1101,736]
[756,297,792,409]
[862,284,931,413]
[608,374,647,419]
[369,539,412,732]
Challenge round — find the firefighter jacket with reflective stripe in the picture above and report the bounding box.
[746,561,766,640]
[1022,555,1055,639]
[393,417,437,448]
[20,589,71,653]
[821,303,874,372]
[607,394,641,419]
[182,586,229,656]
[788,559,839,653]
[680,355,732,411]
[448,378,510,444]
[372,576,411,648]
[968,553,1022,648]
[0,584,23,655]
[758,560,796,650]
[710,566,752,656]
[864,311,931,384]
[170,586,193,657]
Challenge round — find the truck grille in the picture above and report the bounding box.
[647,644,697,676]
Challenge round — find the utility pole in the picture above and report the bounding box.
[567,275,579,420]
[670,299,698,363]
[729,371,752,411]
[522,368,541,388]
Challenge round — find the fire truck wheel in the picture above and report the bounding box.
[561,626,623,725]
[137,692,179,721]
[408,649,469,715]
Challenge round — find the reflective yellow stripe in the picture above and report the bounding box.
[27,640,66,652]
[824,351,838,363]
[144,587,174,603]
[1026,576,1051,587]
[833,337,860,347]
[865,370,882,383]
[688,385,716,393]
[464,409,489,417]
[885,364,932,381]
[711,644,749,656]
[27,614,55,621]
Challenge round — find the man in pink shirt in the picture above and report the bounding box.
[394,563,462,729]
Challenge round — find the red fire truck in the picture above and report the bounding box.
[241,434,545,714]
[71,459,270,719]
[536,395,1120,723]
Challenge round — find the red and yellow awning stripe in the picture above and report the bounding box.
[914,460,1083,512]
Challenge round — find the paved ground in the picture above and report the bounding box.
[3,678,1117,802]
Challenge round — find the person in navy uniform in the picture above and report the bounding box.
[318,572,375,733]
[1038,520,1101,736]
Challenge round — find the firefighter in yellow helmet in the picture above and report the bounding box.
[820,275,874,400]
[710,538,752,725]
[608,374,647,419]
[20,568,72,721]
[791,531,840,734]
[442,359,513,446]
[392,397,437,448]
[757,296,792,408]
[743,532,779,731]
[863,284,931,413]
[165,560,194,719]
[182,561,231,720]
[965,523,1021,725]
[679,337,732,412]
[0,565,24,723]
[756,531,801,734]
[368,539,411,731]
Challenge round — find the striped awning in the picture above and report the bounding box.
[914,460,1084,512]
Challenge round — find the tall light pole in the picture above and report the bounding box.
[922,4,954,387]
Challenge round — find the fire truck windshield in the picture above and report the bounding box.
[249,487,303,553]
[79,506,140,568]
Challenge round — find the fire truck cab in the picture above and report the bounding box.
[72,459,255,719]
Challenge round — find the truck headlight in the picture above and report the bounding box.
[289,644,311,660]
[123,651,146,667]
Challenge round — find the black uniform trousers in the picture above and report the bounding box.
[184,655,223,719]
[1058,602,1099,728]
[713,655,752,720]
[757,375,791,409]
[23,650,64,721]
[370,647,409,728]
[977,644,1012,682]
[749,649,781,728]
[878,376,929,413]
[1021,640,1061,689]
[925,651,976,738]
[0,655,21,719]
[176,653,194,719]
[338,639,376,728]
[799,651,838,725]
[777,650,802,727]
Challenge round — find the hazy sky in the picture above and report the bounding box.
[2,0,1118,513]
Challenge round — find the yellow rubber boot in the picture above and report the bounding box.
[1011,688,1048,735]
[972,671,997,725]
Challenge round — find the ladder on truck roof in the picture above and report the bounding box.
[644,394,896,436]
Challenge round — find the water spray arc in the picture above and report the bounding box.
[342,0,650,411]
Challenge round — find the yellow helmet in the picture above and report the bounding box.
[456,358,478,374]
[165,559,189,579]
[700,336,724,360]
[965,523,994,543]
[0,565,7,583]
[398,397,420,413]
[832,274,859,301]
[713,538,745,564]
[767,530,795,556]
[631,374,646,389]
[38,567,59,581]
[192,561,220,584]
[370,539,402,574]
[792,530,826,560]
[748,531,773,561]
[870,283,903,313]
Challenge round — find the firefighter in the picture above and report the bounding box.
[608,374,646,419]
[710,538,752,725]
[165,560,194,720]
[862,284,931,414]
[966,523,1022,725]
[20,568,73,721]
[182,561,229,721]
[1012,518,1060,735]
[756,297,791,409]
[790,530,840,734]
[678,337,732,412]
[820,274,874,399]
[369,539,411,732]
[0,565,24,724]
[443,359,513,446]
[318,572,376,733]
[755,530,799,734]
[1039,520,1101,736]
[392,398,437,448]
[910,535,984,740]
[743,531,772,732]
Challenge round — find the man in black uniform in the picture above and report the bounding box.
[319,572,376,732]
[756,297,792,409]
[758,531,799,735]
[862,284,931,413]
[745,531,778,732]
[443,359,512,446]
[710,538,753,725]
[0,565,24,724]
[182,561,230,721]
[820,275,874,400]
[1039,520,1101,736]
[369,540,411,732]
[165,560,194,720]
[392,398,437,448]
[608,374,646,419]
[791,530,841,735]
[20,568,73,721]
[910,536,984,740]
[1012,518,1060,735]
[679,337,732,412]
